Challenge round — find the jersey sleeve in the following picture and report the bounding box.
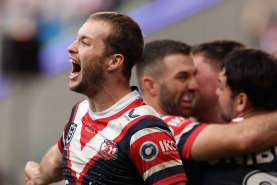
[57,101,82,154]
[177,123,208,159]
[129,116,187,185]
[58,120,69,153]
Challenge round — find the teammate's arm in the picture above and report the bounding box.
[190,111,277,160]
[25,143,64,185]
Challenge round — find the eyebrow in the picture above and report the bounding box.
[76,32,93,41]
[79,35,92,41]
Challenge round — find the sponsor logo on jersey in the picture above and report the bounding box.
[66,123,77,144]
[98,139,118,159]
[140,141,159,161]
[159,140,178,155]
[243,170,277,185]
[128,109,140,118]
[207,145,277,166]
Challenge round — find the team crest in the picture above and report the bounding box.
[98,139,118,159]
[66,123,77,144]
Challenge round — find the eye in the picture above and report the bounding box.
[177,73,189,81]
[81,40,89,45]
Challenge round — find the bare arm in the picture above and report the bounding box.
[25,143,64,185]
[190,111,277,160]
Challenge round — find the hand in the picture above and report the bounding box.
[25,161,44,185]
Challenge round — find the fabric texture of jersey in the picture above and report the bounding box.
[58,90,187,185]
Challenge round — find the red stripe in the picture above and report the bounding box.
[93,99,145,123]
[66,141,80,184]
[182,124,208,158]
[153,174,187,185]
[130,131,180,175]
[57,136,64,153]
[72,101,82,122]
[174,120,194,136]
[57,120,70,153]
[78,155,100,183]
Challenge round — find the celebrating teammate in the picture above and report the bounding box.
[196,48,277,184]
[136,39,277,184]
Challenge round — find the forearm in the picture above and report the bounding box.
[190,111,277,160]
[239,111,277,153]
[39,143,64,184]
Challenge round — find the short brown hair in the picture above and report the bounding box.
[192,40,245,71]
[88,12,144,79]
[136,39,191,91]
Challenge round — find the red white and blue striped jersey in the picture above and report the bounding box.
[162,115,205,185]
[58,91,187,185]
[162,115,206,159]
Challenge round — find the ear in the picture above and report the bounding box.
[236,92,249,113]
[107,54,124,71]
[141,76,159,96]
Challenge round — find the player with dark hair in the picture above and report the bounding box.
[191,40,245,123]
[197,48,277,184]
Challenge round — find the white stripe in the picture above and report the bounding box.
[174,122,199,144]
[142,159,183,180]
[130,127,172,145]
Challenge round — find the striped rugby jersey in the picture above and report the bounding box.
[58,90,187,185]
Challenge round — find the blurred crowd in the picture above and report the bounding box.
[0,0,118,74]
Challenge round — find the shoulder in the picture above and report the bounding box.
[68,99,89,121]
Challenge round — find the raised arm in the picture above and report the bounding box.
[190,111,277,160]
[25,143,64,185]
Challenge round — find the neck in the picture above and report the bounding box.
[142,93,166,116]
[237,109,271,120]
[193,102,224,123]
[87,80,131,112]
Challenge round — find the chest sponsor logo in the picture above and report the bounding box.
[66,123,77,144]
[207,145,277,166]
[97,139,118,159]
[243,170,277,185]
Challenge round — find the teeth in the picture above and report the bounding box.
[69,59,78,64]
[182,94,194,102]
